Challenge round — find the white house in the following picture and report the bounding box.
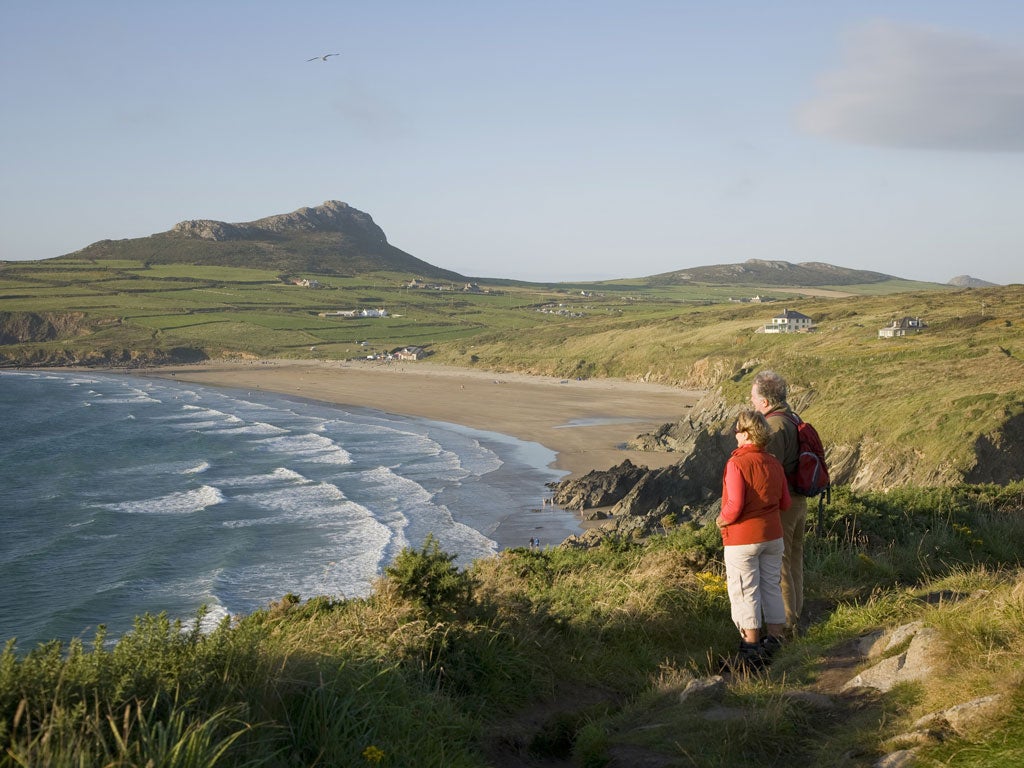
[395,345,426,361]
[319,307,388,318]
[763,308,813,334]
[879,317,927,338]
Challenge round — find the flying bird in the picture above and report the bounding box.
[307,53,340,62]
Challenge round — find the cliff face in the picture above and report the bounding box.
[965,411,1024,484]
[552,391,736,530]
[0,311,99,344]
[0,345,207,368]
[553,389,1024,539]
[627,390,1024,492]
[0,312,207,368]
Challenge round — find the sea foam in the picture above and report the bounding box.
[99,485,226,515]
[1,370,574,646]
[252,432,353,465]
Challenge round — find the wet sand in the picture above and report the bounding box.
[146,359,701,480]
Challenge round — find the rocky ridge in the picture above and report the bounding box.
[948,274,999,288]
[171,201,388,244]
[554,390,738,547]
[553,387,1024,549]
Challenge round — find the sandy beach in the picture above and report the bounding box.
[147,359,702,481]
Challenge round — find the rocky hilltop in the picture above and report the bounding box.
[948,275,999,288]
[66,201,464,280]
[171,201,387,243]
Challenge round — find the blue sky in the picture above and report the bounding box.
[2,1,1022,284]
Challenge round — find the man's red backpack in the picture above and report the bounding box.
[779,411,830,498]
[774,410,831,534]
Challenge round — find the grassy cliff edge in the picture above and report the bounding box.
[3,483,1024,767]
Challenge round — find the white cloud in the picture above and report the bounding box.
[798,21,1024,151]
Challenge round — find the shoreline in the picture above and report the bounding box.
[139,359,701,481]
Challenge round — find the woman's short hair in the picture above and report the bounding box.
[735,409,771,448]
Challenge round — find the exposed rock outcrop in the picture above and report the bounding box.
[948,275,998,288]
[828,621,1006,766]
[0,311,104,344]
[671,619,1003,768]
[554,390,740,547]
[842,622,941,693]
[171,201,388,245]
[549,460,649,511]
[170,219,246,241]
[966,410,1024,484]
[555,373,1024,548]
[0,311,207,368]
[0,344,207,368]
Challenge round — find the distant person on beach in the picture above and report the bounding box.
[750,369,806,634]
[716,409,790,668]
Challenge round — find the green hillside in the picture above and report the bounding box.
[60,201,465,281]
[648,257,898,286]
[1,255,1021,488]
[428,283,1024,488]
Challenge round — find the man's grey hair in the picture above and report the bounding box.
[753,370,788,408]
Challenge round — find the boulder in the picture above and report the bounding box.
[842,624,942,693]
[912,694,1004,737]
[679,675,725,703]
[873,749,919,768]
[549,459,648,511]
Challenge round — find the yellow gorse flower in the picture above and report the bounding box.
[362,745,385,764]
[696,571,728,597]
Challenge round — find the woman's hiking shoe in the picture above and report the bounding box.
[736,640,769,671]
[718,639,772,674]
[761,634,784,657]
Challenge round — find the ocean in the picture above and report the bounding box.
[0,370,580,650]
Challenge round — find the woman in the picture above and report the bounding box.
[716,409,791,668]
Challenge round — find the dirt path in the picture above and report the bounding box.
[481,599,880,768]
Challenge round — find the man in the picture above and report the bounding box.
[750,370,807,634]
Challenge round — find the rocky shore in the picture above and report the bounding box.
[553,390,741,548]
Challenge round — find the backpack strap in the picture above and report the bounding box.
[766,409,800,426]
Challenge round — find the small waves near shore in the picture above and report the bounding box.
[0,370,579,648]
